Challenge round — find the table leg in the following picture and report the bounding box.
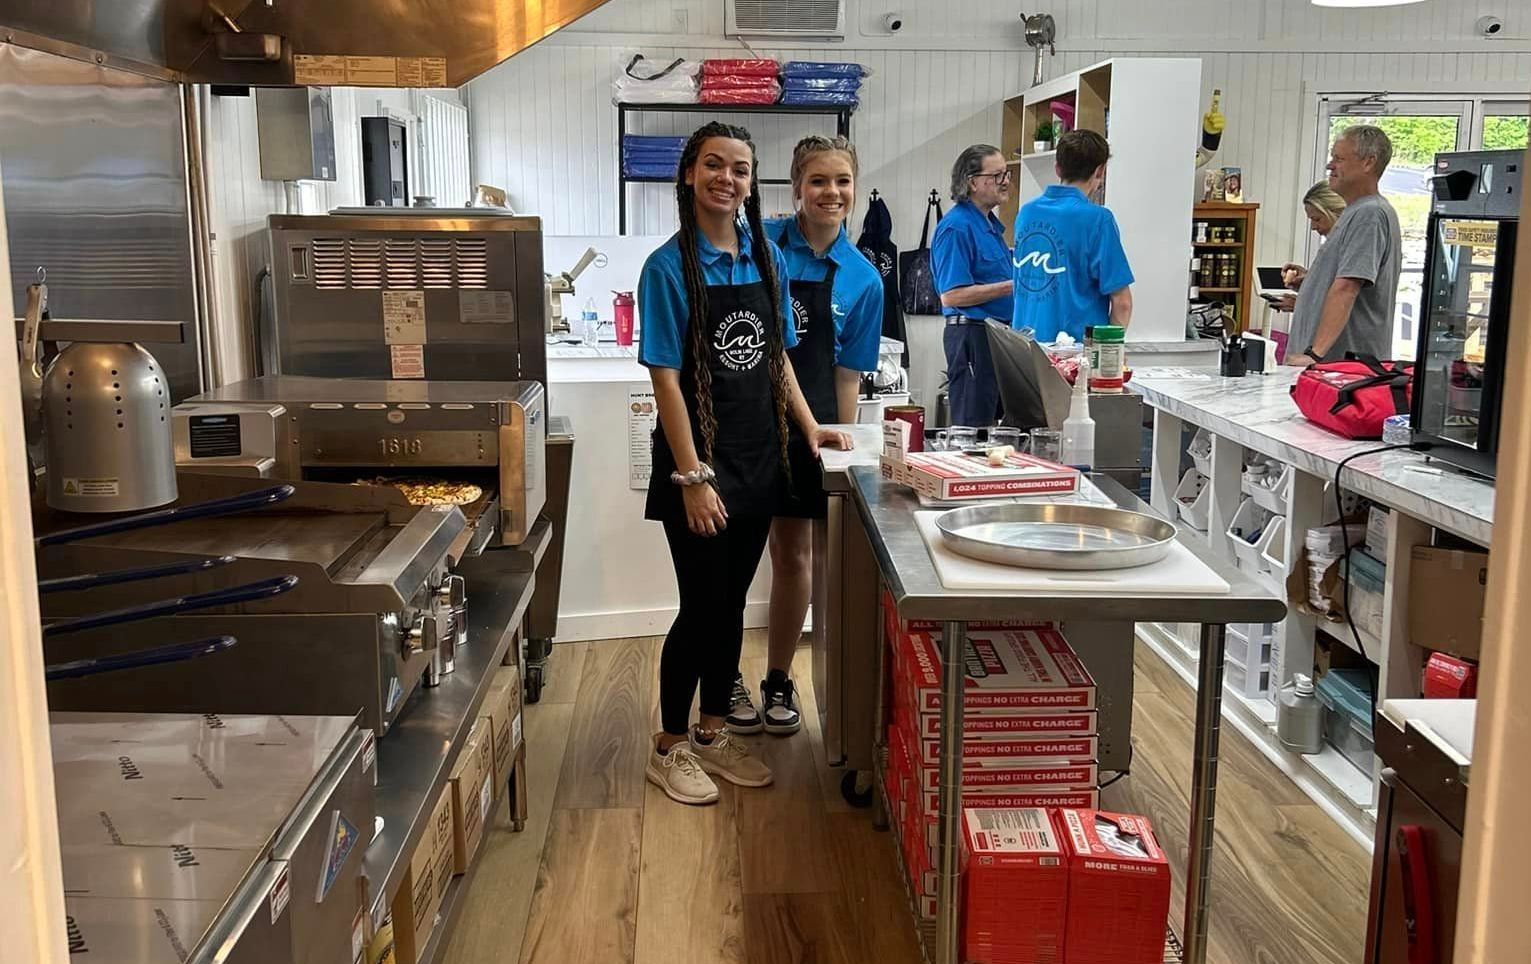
[870,581,889,831]
[936,620,967,964]
[1183,622,1227,964]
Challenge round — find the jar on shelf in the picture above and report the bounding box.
[1195,221,1209,243]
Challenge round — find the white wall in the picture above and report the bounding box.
[468,0,1530,270]
[203,86,464,384]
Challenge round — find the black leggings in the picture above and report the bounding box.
[659,514,773,736]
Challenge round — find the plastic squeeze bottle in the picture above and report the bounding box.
[1060,356,1096,470]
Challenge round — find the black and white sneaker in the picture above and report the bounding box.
[724,674,764,734]
[761,671,802,736]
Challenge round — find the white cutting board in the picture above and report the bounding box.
[914,511,1231,595]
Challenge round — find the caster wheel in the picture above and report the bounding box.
[841,770,874,809]
[511,819,525,833]
[525,664,545,704]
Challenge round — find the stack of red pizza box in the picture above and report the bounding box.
[881,589,1101,922]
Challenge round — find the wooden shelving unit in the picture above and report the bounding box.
[1191,201,1260,333]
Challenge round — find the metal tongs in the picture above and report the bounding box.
[36,484,298,680]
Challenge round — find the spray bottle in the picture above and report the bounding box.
[1060,356,1096,470]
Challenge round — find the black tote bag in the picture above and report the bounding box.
[856,191,907,364]
[899,190,944,316]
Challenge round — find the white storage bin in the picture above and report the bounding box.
[1226,652,1272,698]
[1227,624,1273,668]
[1251,464,1292,516]
[1226,499,1274,571]
[1260,517,1288,574]
[1188,428,1213,476]
[1175,468,1212,531]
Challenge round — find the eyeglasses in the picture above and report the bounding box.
[971,171,1012,185]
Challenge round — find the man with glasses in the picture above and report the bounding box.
[1012,129,1134,343]
[932,144,1015,426]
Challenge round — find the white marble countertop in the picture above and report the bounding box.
[1381,698,1475,765]
[1131,367,1494,546]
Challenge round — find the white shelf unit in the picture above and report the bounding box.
[999,58,1202,344]
[1143,411,1483,849]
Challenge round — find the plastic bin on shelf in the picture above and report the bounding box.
[1227,624,1273,669]
[1226,651,1272,698]
[1259,517,1288,574]
[1316,668,1376,774]
[1226,499,1274,572]
[1340,550,1387,641]
[1250,464,1292,515]
[1175,468,1211,532]
[1188,427,1213,476]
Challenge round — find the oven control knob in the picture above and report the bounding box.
[406,612,440,655]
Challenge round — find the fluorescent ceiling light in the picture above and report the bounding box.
[1311,0,1427,7]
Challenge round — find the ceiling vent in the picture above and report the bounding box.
[726,0,846,41]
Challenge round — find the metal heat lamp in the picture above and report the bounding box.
[1020,13,1057,88]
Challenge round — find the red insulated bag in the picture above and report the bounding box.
[1290,354,1414,440]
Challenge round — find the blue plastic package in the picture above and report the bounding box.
[782,76,862,93]
[779,90,860,107]
[781,61,867,79]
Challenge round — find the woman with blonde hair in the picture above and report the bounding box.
[1276,181,1348,311]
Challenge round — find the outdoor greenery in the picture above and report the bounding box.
[1483,116,1530,150]
[1329,116,1458,168]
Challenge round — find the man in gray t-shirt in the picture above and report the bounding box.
[1285,125,1402,364]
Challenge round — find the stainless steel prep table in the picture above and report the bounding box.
[845,465,1285,964]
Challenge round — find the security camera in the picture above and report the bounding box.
[1476,15,1504,37]
[883,12,905,33]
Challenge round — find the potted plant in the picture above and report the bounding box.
[1033,120,1057,153]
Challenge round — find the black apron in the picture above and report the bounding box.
[645,278,785,522]
[778,226,839,518]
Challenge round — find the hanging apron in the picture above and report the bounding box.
[778,227,840,518]
[645,279,785,523]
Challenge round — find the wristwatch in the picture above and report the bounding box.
[1302,345,1323,364]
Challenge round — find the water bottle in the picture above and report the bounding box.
[581,297,600,346]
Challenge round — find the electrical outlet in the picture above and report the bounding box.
[671,7,688,31]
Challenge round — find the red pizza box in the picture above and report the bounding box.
[920,734,1098,765]
[1058,809,1172,964]
[960,808,1069,964]
[1422,651,1478,699]
[922,789,1101,856]
[903,629,1097,713]
[882,584,1054,650]
[912,708,1098,739]
[919,759,1100,793]
[888,449,1081,501]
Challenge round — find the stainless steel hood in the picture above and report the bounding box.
[0,0,613,86]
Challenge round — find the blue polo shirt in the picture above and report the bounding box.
[765,216,883,372]
[638,222,797,370]
[1011,184,1134,343]
[930,199,1014,322]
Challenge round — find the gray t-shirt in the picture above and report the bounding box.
[1290,193,1401,361]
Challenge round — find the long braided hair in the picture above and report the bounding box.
[674,122,792,481]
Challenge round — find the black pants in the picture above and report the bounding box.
[659,514,773,736]
[943,321,1002,426]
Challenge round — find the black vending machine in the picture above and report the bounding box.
[1411,148,1523,478]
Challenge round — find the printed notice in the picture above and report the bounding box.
[345,55,398,86]
[268,866,291,924]
[383,289,427,345]
[627,386,657,490]
[390,345,426,379]
[398,57,448,87]
[61,478,120,498]
[1442,220,1499,250]
[459,290,515,324]
[293,55,348,86]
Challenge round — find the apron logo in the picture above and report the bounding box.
[790,298,811,337]
[861,246,895,279]
[715,310,766,371]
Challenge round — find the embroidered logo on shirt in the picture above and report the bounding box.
[1015,225,1067,297]
[715,309,766,371]
[791,297,811,337]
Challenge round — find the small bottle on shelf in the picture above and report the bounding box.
[1276,674,1324,754]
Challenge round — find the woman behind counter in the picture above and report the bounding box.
[638,122,850,807]
[718,136,882,739]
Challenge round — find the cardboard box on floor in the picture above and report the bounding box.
[450,720,495,874]
[1409,547,1488,660]
[390,784,454,964]
[483,664,523,787]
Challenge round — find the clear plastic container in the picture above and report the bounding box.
[1316,669,1376,772]
[1276,674,1324,754]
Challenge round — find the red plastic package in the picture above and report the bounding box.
[701,58,779,78]
[702,74,785,90]
[1290,354,1413,440]
[699,85,780,105]
[1057,809,1171,964]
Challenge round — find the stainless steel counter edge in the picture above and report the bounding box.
[847,465,1285,624]
[364,564,535,927]
[1131,371,1493,546]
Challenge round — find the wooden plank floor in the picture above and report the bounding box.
[443,632,1368,964]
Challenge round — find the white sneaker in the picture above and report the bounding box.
[724,674,763,734]
[646,741,720,806]
[690,729,774,788]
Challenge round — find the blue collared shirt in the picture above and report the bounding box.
[638,221,797,370]
[1011,184,1134,342]
[764,216,884,373]
[931,199,1015,322]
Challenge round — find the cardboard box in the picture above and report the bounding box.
[484,664,523,786]
[903,629,1097,714]
[881,587,1055,651]
[919,734,1098,765]
[1409,547,1489,659]
[920,760,1099,800]
[960,808,1069,964]
[1058,809,1172,964]
[923,790,1100,856]
[1422,652,1478,699]
[390,785,453,964]
[449,722,494,874]
[909,707,1097,739]
[883,449,1080,501]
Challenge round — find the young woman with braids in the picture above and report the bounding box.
[638,122,852,805]
[720,135,882,738]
